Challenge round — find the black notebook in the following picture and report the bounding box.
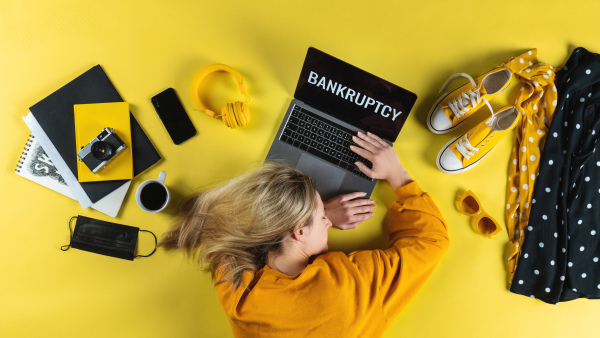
[28,65,161,205]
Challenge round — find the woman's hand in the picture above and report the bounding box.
[350,132,412,190]
[323,192,375,230]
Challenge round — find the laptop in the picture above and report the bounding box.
[265,47,417,198]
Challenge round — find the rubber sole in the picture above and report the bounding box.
[435,134,489,174]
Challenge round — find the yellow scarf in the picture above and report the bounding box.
[502,49,558,281]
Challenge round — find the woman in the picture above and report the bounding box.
[160,132,449,337]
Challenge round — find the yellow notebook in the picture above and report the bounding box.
[74,102,133,182]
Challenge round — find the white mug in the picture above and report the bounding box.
[136,171,170,213]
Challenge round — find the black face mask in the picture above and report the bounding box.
[61,215,157,260]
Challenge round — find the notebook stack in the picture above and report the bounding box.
[16,65,161,217]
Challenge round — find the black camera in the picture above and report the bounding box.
[77,128,127,174]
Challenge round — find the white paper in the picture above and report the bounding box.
[23,112,93,208]
[90,180,130,217]
[22,112,131,217]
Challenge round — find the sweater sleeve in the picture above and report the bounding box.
[347,181,449,322]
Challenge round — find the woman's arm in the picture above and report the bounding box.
[349,132,449,320]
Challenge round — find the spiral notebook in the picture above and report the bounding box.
[16,134,75,199]
[15,134,130,217]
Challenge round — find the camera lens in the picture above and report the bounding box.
[91,141,113,160]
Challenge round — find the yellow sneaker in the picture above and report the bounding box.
[436,106,520,174]
[427,67,512,134]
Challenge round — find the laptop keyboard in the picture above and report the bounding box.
[279,105,373,181]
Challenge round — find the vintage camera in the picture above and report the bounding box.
[77,128,127,174]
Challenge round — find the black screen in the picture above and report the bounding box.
[151,88,197,145]
[294,48,417,142]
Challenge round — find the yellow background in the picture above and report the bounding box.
[1,1,598,337]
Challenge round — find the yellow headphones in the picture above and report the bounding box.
[191,64,250,129]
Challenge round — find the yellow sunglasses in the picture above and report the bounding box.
[456,190,501,238]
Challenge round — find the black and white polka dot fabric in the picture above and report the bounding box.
[511,47,600,304]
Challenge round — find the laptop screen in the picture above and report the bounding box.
[294,47,417,142]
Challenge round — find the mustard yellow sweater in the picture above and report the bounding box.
[216,181,449,337]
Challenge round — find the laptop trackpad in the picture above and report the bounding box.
[296,153,345,198]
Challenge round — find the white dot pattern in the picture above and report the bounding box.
[509,47,600,304]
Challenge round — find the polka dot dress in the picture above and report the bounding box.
[510,47,600,304]
[502,49,558,282]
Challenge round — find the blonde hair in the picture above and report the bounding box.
[159,162,317,288]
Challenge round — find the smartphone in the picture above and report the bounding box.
[151,88,197,145]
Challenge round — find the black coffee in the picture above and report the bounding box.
[140,182,168,211]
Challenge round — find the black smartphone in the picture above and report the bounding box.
[151,88,197,145]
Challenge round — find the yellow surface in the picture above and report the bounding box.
[74,102,133,182]
[1,1,599,337]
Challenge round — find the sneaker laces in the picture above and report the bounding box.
[455,134,479,160]
[438,73,495,120]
